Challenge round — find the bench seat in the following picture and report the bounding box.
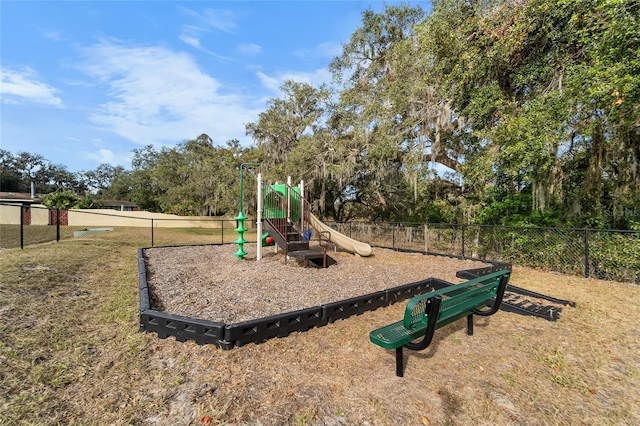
[370,269,511,377]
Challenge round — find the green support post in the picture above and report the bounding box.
[234,162,259,259]
[234,211,248,259]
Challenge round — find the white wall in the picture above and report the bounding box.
[67,209,240,228]
[0,204,247,229]
[31,206,50,225]
[0,204,21,225]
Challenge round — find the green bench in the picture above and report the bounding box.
[370,269,511,377]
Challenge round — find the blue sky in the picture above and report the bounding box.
[1,0,409,173]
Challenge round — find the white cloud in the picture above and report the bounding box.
[43,30,65,42]
[256,71,281,93]
[178,11,234,60]
[179,34,202,49]
[179,7,238,33]
[237,43,262,56]
[77,42,262,147]
[2,98,20,106]
[0,66,64,107]
[178,32,232,60]
[294,41,342,60]
[195,9,238,33]
[257,69,332,93]
[84,148,132,166]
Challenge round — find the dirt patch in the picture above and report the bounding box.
[143,243,488,324]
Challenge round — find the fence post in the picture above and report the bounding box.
[56,209,60,242]
[424,223,428,253]
[151,219,155,247]
[461,225,466,258]
[392,224,395,249]
[584,229,590,278]
[20,205,24,249]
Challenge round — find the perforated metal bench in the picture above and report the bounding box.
[370,269,511,377]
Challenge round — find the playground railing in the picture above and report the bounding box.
[263,182,312,239]
[289,185,312,238]
[262,186,290,257]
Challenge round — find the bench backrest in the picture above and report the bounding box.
[403,269,510,331]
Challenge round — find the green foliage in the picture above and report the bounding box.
[475,194,562,227]
[151,135,258,216]
[41,190,91,209]
[1,150,85,194]
[76,194,94,209]
[4,1,639,227]
[82,164,127,195]
[407,0,640,227]
[475,226,587,276]
[589,232,640,283]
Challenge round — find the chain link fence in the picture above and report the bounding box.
[2,204,637,283]
[0,203,255,250]
[326,221,639,284]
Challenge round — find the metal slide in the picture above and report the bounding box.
[308,213,373,257]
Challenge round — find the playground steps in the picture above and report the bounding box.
[288,249,327,268]
[287,239,310,252]
[263,220,309,252]
[263,218,334,268]
[287,246,336,269]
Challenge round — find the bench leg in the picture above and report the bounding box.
[396,347,404,377]
[467,314,474,335]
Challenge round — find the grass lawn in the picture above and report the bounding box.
[0,235,638,425]
[0,224,257,249]
[0,225,60,249]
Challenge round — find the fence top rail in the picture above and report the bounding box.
[323,219,639,235]
[144,217,237,222]
[3,203,636,235]
[0,203,237,222]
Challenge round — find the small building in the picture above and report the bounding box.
[0,192,41,205]
[0,192,44,225]
[97,200,140,212]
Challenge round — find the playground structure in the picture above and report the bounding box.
[235,173,372,266]
[138,170,575,349]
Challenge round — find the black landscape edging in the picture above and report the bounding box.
[223,306,326,347]
[138,248,150,317]
[140,309,227,347]
[138,244,508,349]
[322,290,388,323]
[385,278,435,305]
[376,245,513,278]
[138,246,227,347]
